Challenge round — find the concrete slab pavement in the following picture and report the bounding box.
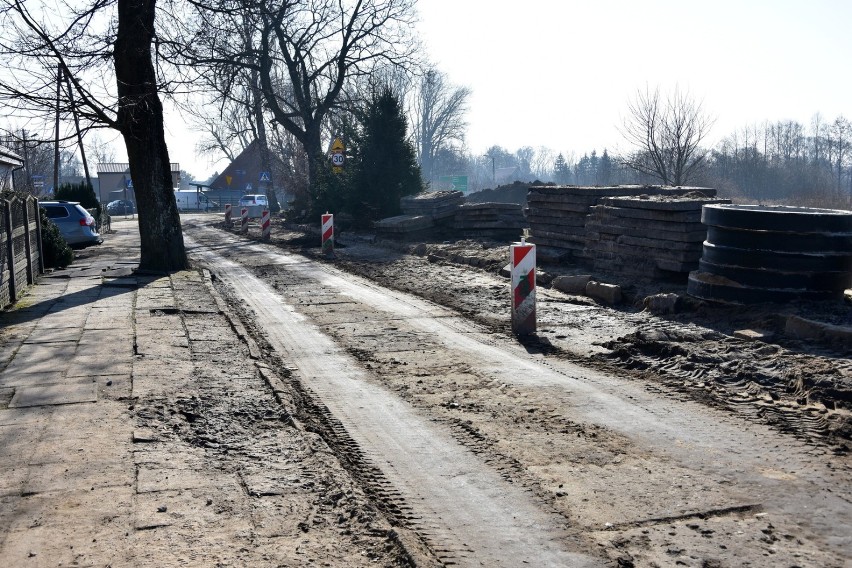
[0,217,407,567]
[0,220,254,565]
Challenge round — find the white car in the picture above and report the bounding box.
[238,194,269,218]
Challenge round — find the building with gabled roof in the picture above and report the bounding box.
[207,141,287,207]
[96,163,180,203]
[0,145,24,192]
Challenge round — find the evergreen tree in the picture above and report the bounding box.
[598,150,613,185]
[352,86,423,223]
[54,181,99,209]
[554,153,571,184]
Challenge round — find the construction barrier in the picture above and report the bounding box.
[510,240,536,335]
[261,209,271,240]
[224,203,232,227]
[241,207,248,234]
[321,213,334,257]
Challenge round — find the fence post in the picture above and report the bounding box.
[35,198,44,274]
[23,198,34,285]
[4,199,16,304]
[510,238,536,335]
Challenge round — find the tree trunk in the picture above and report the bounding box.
[114,0,188,271]
[251,70,280,213]
[305,122,325,200]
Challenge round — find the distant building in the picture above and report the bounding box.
[0,145,23,192]
[96,163,180,203]
[207,141,286,207]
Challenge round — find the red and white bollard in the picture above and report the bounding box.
[261,209,271,240]
[321,213,334,257]
[240,207,248,234]
[510,238,536,335]
[224,203,233,227]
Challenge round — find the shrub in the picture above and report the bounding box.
[54,181,98,209]
[39,207,73,268]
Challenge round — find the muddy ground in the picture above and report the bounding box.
[188,214,852,567]
[266,221,852,449]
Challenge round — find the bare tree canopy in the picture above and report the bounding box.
[411,69,470,182]
[0,0,188,271]
[175,0,420,207]
[621,86,715,186]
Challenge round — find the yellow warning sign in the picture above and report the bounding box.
[226,175,232,186]
[331,138,345,152]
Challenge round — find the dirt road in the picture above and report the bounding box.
[182,215,851,567]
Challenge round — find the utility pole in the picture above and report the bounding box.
[53,64,61,193]
[65,73,91,189]
[21,129,32,191]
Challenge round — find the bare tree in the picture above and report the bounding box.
[621,86,714,186]
[179,0,419,208]
[184,0,417,210]
[0,0,188,270]
[829,116,851,195]
[529,146,556,181]
[410,69,470,182]
[87,133,118,168]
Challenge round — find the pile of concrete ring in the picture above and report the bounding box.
[688,204,852,303]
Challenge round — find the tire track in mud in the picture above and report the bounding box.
[185,230,603,567]
[183,221,851,567]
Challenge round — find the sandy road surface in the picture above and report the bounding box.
[183,216,851,567]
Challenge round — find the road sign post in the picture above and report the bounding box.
[510,239,536,335]
[330,138,345,174]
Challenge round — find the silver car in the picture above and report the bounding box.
[40,201,102,247]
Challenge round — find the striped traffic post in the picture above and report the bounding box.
[321,213,334,257]
[510,238,536,335]
[240,207,248,234]
[224,204,232,227]
[261,209,271,240]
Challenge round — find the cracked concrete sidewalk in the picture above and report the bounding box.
[0,222,292,566]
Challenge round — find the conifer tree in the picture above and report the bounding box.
[352,86,423,222]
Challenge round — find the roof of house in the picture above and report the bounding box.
[97,163,180,174]
[208,140,283,193]
[0,145,23,167]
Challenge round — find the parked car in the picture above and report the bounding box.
[238,194,269,218]
[238,194,269,207]
[106,199,135,215]
[40,201,101,247]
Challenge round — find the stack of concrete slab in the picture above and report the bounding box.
[585,195,730,277]
[374,214,435,238]
[526,185,717,259]
[453,202,526,238]
[400,191,465,220]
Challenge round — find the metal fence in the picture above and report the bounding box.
[0,194,42,309]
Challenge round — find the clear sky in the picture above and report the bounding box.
[169,0,852,178]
